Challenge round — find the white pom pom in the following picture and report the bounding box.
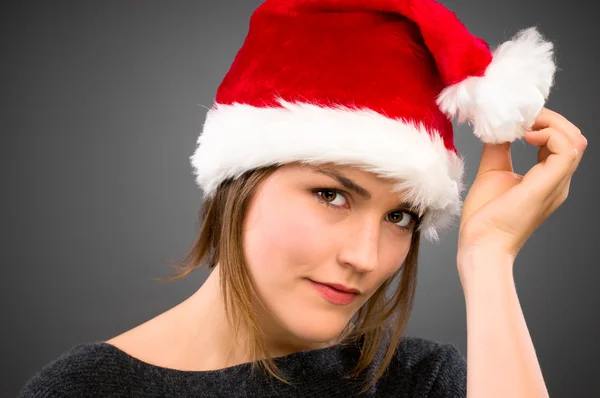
[436,27,557,144]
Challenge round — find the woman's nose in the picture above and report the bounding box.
[337,220,379,273]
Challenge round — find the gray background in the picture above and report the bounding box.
[3,0,599,397]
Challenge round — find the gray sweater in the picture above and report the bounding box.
[19,335,467,397]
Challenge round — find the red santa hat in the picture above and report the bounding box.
[190,0,556,242]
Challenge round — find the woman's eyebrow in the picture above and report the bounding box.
[313,167,419,212]
[314,168,371,199]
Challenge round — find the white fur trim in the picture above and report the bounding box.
[190,98,465,242]
[436,27,556,144]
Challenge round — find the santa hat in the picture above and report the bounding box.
[190,0,556,242]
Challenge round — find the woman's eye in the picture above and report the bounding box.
[315,189,416,230]
[316,189,347,207]
[387,211,414,229]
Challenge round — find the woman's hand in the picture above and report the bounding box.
[457,107,588,266]
[457,108,587,397]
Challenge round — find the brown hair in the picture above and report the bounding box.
[160,164,421,393]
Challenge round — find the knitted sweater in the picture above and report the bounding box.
[19,335,467,397]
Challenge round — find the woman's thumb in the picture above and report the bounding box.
[476,142,514,176]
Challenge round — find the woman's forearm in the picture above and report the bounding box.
[458,249,549,398]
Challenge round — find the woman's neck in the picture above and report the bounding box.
[105,264,338,372]
[169,264,335,371]
[106,265,336,371]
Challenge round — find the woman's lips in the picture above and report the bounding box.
[309,279,359,305]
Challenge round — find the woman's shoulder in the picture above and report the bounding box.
[18,341,128,398]
[381,334,467,397]
[396,334,465,364]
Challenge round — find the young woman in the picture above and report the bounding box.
[20,0,587,397]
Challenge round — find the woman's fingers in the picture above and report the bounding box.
[532,107,588,155]
[523,108,587,196]
[526,127,577,167]
[519,126,578,201]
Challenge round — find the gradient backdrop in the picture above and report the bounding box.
[3,1,599,397]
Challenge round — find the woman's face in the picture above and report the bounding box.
[242,162,416,346]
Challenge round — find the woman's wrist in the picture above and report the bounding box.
[457,246,516,291]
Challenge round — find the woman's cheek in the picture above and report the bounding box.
[268,208,330,269]
[245,200,328,277]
